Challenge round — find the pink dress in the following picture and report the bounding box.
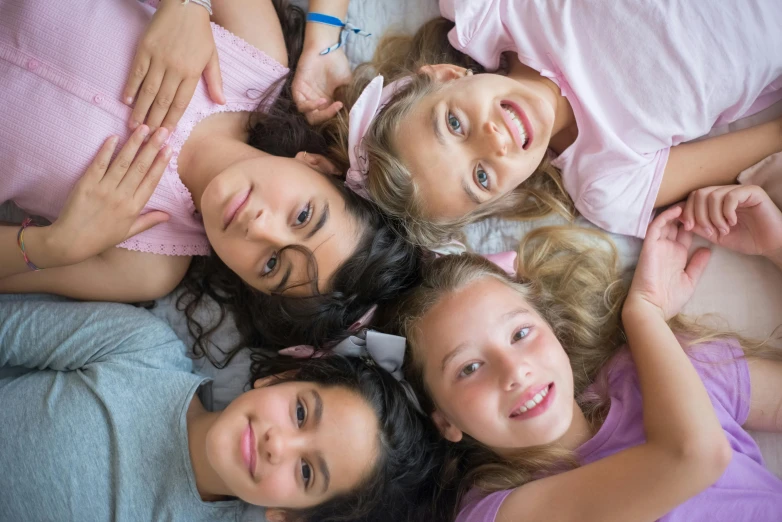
[0,0,288,255]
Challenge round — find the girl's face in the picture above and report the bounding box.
[200,154,361,296]
[394,66,557,220]
[206,379,379,510]
[415,276,576,451]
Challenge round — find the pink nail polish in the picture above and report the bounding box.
[124,97,133,105]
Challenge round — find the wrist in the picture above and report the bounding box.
[303,21,343,53]
[21,226,65,269]
[623,294,667,324]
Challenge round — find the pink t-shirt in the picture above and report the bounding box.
[0,0,288,255]
[440,0,782,238]
[456,340,782,522]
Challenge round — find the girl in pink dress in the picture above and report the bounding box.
[0,0,421,351]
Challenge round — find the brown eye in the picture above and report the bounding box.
[512,327,530,343]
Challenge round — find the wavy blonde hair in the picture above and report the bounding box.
[323,18,574,248]
[389,226,781,521]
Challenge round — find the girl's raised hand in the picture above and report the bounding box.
[627,206,712,320]
[680,184,782,259]
[48,126,172,265]
[292,48,351,125]
[123,0,224,133]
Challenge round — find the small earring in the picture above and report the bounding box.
[303,151,308,159]
[465,69,474,77]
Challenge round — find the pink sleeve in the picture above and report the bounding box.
[574,147,670,238]
[687,339,751,426]
[440,0,512,71]
[455,489,514,522]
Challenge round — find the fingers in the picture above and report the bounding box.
[684,247,712,287]
[118,127,171,193]
[123,49,151,106]
[203,51,225,105]
[134,141,172,202]
[675,220,693,250]
[305,101,344,125]
[125,211,170,239]
[102,125,150,186]
[143,72,181,132]
[129,62,165,130]
[159,77,198,132]
[647,205,683,241]
[83,136,120,183]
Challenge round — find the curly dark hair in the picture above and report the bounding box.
[177,0,424,365]
[252,353,444,522]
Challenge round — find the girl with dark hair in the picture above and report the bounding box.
[0,295,439,522]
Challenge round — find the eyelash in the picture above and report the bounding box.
[447,111,491,193]
[296,398,313,488]
[259,202,315,278]
[457,327,533,378]
[295,202,314,228]
[513,326,531,343]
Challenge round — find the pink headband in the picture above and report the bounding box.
[346,75,413,199]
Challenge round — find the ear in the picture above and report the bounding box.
[431,409,464,443]
[294,151,341,176]
[417,63,468,83]
[264,509,287,522]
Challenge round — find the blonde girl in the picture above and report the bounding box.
[392,197,782,521]
[325,0,782,246]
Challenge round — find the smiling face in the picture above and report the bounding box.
[199,155,362,296]
[394,68,557,220]
[413,276,575,451]
[205,380,379,510]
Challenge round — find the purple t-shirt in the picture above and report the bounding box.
[456,340,782,522]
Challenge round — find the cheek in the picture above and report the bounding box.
[245,470,297,506]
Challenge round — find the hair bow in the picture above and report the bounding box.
[346,75,413,199]
[431,240,519,278]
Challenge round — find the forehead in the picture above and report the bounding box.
[315,385,380,495]
[393,91,477,220]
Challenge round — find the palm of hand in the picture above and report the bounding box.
[633,236,696,320]
[292,50,352,122]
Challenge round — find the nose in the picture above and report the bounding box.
[495,349,532,392]
[481,120,508,157]
[245,208,288,244]
[263,426,295,465]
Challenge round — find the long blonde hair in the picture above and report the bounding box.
[390,226,781,521]
[323,18,574,248]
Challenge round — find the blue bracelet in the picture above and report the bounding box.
[306,12,371,55]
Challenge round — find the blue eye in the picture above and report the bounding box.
[262,253,278,276]
[513,327,530,343]
[295,203,312,226]
[447,112,462,134]
[296,399,306,427]
[459,362,481,378]
[301,460,312,487]
[475,167,489,189]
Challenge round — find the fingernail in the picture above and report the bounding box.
[129,120,139,130]
[705,227,713,236]
[138,124,149,136]
[162,145,172,157]
[720,227,729,236]
[156,127,169,141]
[124,97,133,105]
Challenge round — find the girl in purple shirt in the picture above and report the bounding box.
[391,185,782,522]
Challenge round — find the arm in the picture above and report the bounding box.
[0,247,190,302]
[498,207,730,522]
[292,0,353,124]
[744,357,782,432]
[0,296,181,370]
[657,117,782,206]
[210,0,288,67]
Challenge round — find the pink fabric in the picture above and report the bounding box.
[0,0,288,256]
[457,340,782,522]
[440,0,782,238]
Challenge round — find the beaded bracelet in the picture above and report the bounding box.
[305,12,371,55]
[182,0,212,16]
[16,218,42,272]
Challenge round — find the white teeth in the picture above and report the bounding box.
[511,386,550,417]
[502,105,529,147]
[533,393,543,404]
[524,400,536,409]
[540,387,548,397]
[518,406,528,413]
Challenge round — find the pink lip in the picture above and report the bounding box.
[508,383,555,421]
[222,187,251,231]
[500,100,533,150]
[241,423,257,479]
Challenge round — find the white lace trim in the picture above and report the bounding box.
[118,238,211,257]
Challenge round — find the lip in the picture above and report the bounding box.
[500,99,533,150]
[241,422,257,479]
[222,187,252,231]
[508,383,555,421]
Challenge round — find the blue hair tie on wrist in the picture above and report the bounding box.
[306,12,371,55]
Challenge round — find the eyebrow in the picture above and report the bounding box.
[430,105,446,146]
[310,390,330,494]
[305,202,330,241]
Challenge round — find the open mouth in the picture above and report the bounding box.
[509,383,554,419]
[500,101,532,150]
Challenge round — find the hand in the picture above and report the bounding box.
[48,126,172,265]
[680,184,782,259]
[627,206,712,320]
[292,47,352,124]
[123,0,224,132]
